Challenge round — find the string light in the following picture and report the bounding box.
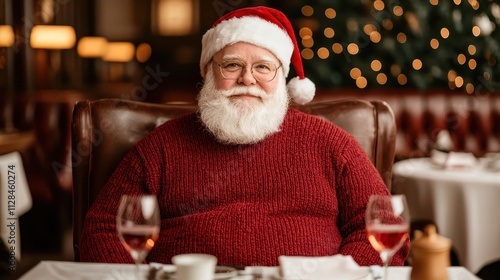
[363,24,377,35]
[324,27,335,38]
[430,38,439,49]
[347,43,359,55]
[391,64,402,76]
[371,60,382,71]
[370,31,382,43]
[332,43,343,54]
[350,68,362,79]
[347,19,358,32]
[430,0,439,5]
[393,6,404,17]
[356,76,368,88]
[317,47,329,59]
[301,48,314,60]
[373,0,385,11]
[412,59,423,70]
[455,76,464,87]
[325,8,336,19]
[397,74,408,85]
[440,28,450,39]
[299,27,313,39]
[465,83,475,93]
[302,37,314,48]
[448,70,457,82]
[457,54,466,64]
[397,33,407,43]
[468,58,477,69]
[483,72,491,80]
[301,5,314,16]
[468,0,479,10]
[377,73,388,85]
[382,19,394,30]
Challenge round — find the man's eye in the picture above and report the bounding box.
[223,62,243,71]
[254,63,272,73]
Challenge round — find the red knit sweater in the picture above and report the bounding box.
[79,108,409,266]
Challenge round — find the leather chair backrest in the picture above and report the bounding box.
[71,98,396,261]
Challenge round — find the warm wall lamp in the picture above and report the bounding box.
[0,25,15,47]
[29,25,76,89]
[102,42,136,82]
[30,25,76,49]
[102,42,135,62]
[153,0,199,36]
[77,36,108,58]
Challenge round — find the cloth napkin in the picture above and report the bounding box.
[278,255,370,280]
[430,150,478,169]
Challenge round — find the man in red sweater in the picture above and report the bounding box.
[79,6,409,267]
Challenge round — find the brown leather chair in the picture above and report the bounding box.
[71,98,396,261]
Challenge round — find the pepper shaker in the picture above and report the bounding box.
[410,224,451,280]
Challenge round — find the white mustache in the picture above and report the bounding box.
[223,86,268,99]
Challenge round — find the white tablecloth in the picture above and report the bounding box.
[392,157,500,273]
[0,152,32,261]
[18,260,480,280]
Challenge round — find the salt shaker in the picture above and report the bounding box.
[410,224,451,280]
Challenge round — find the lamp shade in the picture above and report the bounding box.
[0,25,15,47]
[30,25,76,49]
[77,36,108,58]
[156,0,197,35]
[102,42,135,62]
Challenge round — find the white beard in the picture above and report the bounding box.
[198,67,289,145]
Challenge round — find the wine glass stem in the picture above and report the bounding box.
[380,251,394,280]
[135,261,140,280]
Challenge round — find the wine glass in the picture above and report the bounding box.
[365,194,410,279]
[117,194,160,279]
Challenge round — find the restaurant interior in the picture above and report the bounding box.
[1,0,500,279]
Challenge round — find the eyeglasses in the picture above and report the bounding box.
[213,59,282,83]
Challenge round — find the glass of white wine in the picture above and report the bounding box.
[117,194,160,279]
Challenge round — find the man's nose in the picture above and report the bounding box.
[238,65,257,85]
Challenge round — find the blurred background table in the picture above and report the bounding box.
[0,131,35,155]
[392,157,500,274]
[0,151,32,266]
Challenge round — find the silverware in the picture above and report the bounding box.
[369,265,382,280]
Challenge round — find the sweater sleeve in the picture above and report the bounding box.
[79,147,153,263]
[333,134,410,266]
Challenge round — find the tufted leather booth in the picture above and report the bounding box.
[312,89,500,159]
[71,98,396,261]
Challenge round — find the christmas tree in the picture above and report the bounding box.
[280,0,500,93]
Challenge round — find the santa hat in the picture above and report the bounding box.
[200,6,315,105]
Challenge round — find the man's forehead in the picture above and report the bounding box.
[220,53,276,62]
[216,42,279,62]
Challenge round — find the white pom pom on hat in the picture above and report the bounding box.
[200,6,315,105]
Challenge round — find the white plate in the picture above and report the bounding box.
[152,264,238,280]
[214,266,239,279]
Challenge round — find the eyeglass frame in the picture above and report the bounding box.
[212,59,282,83]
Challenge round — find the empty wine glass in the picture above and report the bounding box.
[365,194,410,279]
[117,194,160,279]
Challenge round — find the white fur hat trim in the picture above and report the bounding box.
[200,16,294,78]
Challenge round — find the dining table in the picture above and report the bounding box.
[0,130,35,155]
[392,156,500,274]
[18,260,480,280]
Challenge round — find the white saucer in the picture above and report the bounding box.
[153,265,238,280]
